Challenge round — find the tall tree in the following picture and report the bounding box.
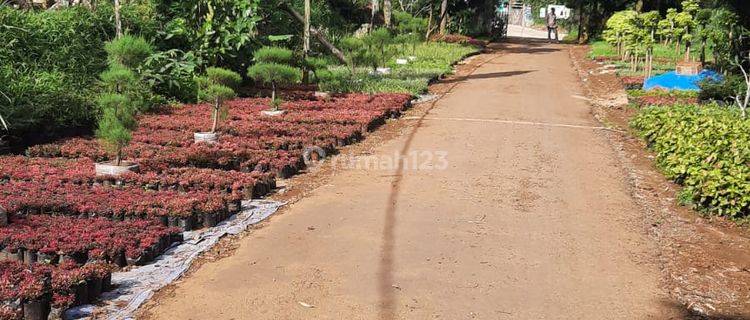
[439,0,448,35]
[114,0,122,38]
[384,0,392,27]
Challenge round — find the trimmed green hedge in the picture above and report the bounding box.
[0,4,159,144]
[631,104,750,218]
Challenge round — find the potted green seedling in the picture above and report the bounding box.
[247,47,302,116]
[194,67,241,143]
[95,91,139,176]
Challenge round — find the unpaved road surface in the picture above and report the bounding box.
[143,39,683,319]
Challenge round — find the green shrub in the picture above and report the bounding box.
[253,47,295,65]
[0,5,159,143]
[0,66,95,141]
[631,104,750,218]
[363,28,396,70]
[100,64,138,92]
[304,57,331,83]
[140,49,201,103]
[105,35,154,69]
[699,75,745,104]
[206,67,243,88]
[247,63,302,106]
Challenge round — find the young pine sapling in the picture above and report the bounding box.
[196,67,241,133]
[96,93,136,166]
[247,47,302,111]
[95,35,152,167]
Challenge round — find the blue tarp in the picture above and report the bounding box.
[643,70,723,91]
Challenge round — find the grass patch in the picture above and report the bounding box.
[318,42,479,95]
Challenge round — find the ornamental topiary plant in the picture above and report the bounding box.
[247,47,302,111]
[362,28,396,72]
[303,56,332,83]
[196,67,241,134]
[94,35,152,171]
[104,34,153,69]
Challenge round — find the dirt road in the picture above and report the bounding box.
[144,39,681,319]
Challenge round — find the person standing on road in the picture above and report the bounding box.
[546,7,559,43]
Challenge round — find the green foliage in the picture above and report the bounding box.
[699,75,746,104]
[97,93,137,130]
[304,57,332,82]
[253,47,295,65]
[247,46,301,108]
[202,84,237,103]
[197,67,240,103]
[0,6,112,141]
[206,67,242,88]
[105,35,154,69]
[0,66,95,140]
[631,104,750,219]
[95,92,136,165]
[156,0,261,69]
[394,11,428,36]
[603,10,637,50]
[100,64,138,93]
[704,8,746,71]
[95,34,152,163]
[140,49,201,102]
[363,28,396,70]
[340,36,369,70]
[247,63,301,90]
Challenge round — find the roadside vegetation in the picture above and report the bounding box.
[586,0,750,220]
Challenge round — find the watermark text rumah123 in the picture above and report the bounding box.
[303,147,449,172]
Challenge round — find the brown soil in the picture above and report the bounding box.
[136,38,750,320]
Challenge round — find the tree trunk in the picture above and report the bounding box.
[700,39,706,65]
[271,82,277,110]
[302,0,311,84]
[370,0,379,31]
[383,0,392,27]
[114,0,122,38]
[211,98,219,133]
[426,3,434,40]
[279,2,347,65]
[115,148,122,166]
[577,0,583,44]
[439,0,448,35]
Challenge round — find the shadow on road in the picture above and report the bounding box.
[440,70,536,84]
[376,53,502,320]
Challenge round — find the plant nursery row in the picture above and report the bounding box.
[0,93,412,319]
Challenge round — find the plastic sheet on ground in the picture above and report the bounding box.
[643,70,722,91]
[66,200,283,320]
